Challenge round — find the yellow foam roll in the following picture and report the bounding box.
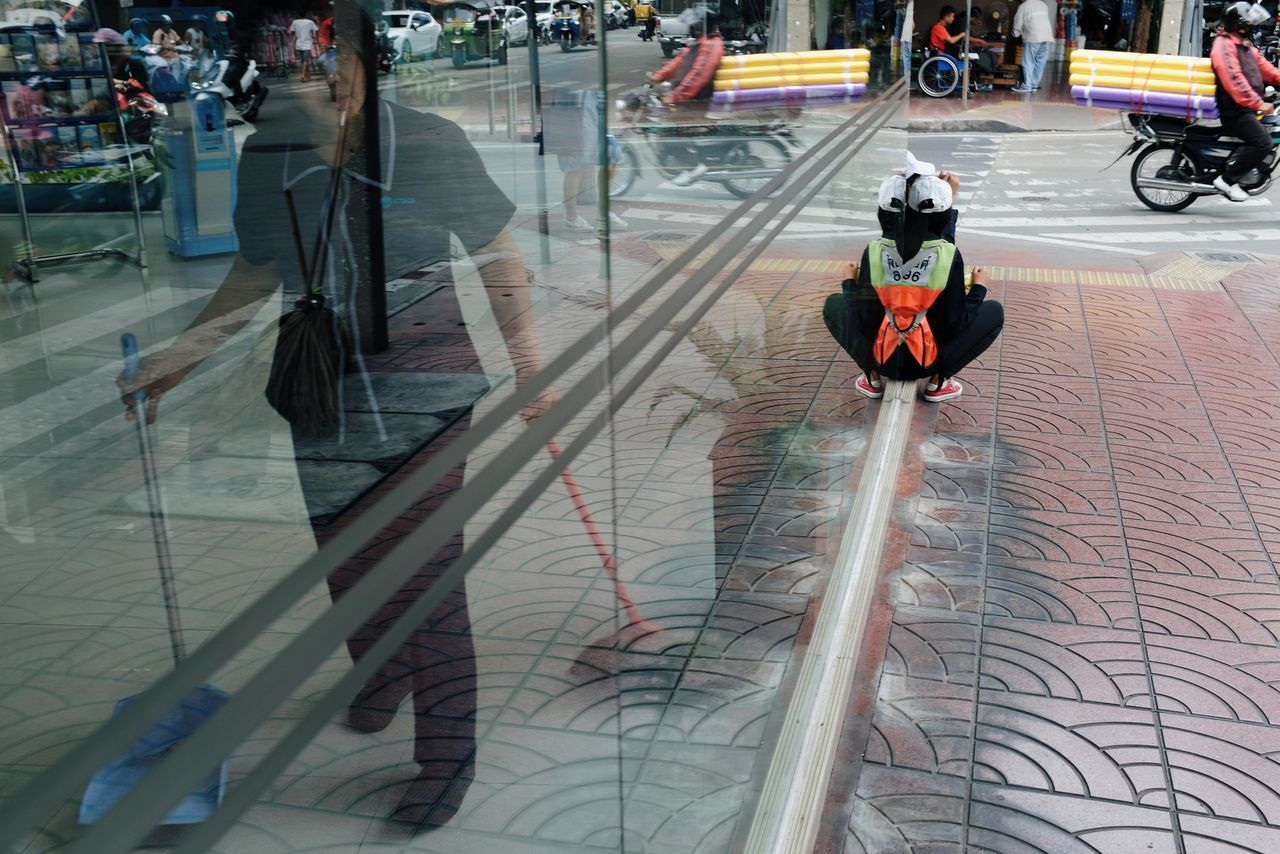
[719,49,870,68]
[715,72,870,90]
[1070,49,1210,72]
[716,61,871,80]
[1070,63,1216,85]
[1067,73,1215,96]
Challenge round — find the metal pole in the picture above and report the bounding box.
[507,60,516,138]
[336,0,388,354]
[107,43,149,271]
[962,0,971,108]
[5,127,38,283]
[487,53,496,135]
[596,0,610,281]
[525,0,551,263]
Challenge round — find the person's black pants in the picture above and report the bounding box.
[1221,109,1273,184]
[935,301,1004,378]
[823,297,1004,381]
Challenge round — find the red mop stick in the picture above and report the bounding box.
[548,440,659,636]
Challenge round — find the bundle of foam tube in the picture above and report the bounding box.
[1069,49,1218,120]
[710,48,870,111]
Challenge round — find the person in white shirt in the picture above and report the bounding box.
[1012,0,1054,92]
[290,14,320,82]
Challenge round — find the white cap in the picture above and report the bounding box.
[877,174,907,211]
[908,175,954,212]
[904,151,937,179]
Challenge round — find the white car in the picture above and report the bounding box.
[494,5,530,46]
[381,10,441,61]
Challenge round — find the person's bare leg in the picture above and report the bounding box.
[563,170,582,220]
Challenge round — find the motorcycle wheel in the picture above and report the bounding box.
[608,144,641,198]
[661,44,674,57]
[560,34,571,52]
[498,43,508,64]
[452,45,467,68]
[1131,143,1198,212]
[721,137,792,199]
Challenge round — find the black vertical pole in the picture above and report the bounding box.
[526,0,552,263]
[335,0,388,354]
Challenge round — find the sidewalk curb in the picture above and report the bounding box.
[907,116,1124,134]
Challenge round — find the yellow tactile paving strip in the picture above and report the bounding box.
[641,240,1242,292]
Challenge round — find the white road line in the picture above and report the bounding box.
[962,226,1152,256]
[964,212,1273,228]
[1083,228,1280,244]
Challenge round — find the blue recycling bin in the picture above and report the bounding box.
[159,91,239,258]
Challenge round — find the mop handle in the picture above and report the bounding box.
[121,334,187,666]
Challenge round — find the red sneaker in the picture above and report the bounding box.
[923,378,963,403]
[855,374,884,399]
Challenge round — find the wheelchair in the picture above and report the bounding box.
[917,46,981,98]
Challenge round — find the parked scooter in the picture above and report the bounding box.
[116,74,166,145]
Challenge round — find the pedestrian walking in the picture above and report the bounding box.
[823,155,1003,403]
[291,13,320,82]
[1012,0,1053,92]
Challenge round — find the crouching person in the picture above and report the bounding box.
[824,168,1003,403]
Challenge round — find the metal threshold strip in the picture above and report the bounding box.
[744,380,918,854]
[0,81,908,851]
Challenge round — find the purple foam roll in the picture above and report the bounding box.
[710,93,864,112]
[711,83,866,104]
[1073,97,1219,120]
[1070,85,1217,112]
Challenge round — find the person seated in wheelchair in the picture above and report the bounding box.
[929,5,994,92]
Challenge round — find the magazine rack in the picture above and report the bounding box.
[0,8,148,282]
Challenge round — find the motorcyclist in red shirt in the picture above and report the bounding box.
[647,19,724,105]
[1210,2,1280,201]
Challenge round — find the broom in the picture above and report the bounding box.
[548,440,663,651]
[263,85,355,436]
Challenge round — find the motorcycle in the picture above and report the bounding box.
[1122,93,1280,211]
[605,2,629,30]
[551,0,595,51]
[211,47,268,122]
[116,75,166,145]
[638,17,657,40]
[609,82,797,199]
[376,28,398,74]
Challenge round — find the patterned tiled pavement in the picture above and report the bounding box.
[825,256,1280,854]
